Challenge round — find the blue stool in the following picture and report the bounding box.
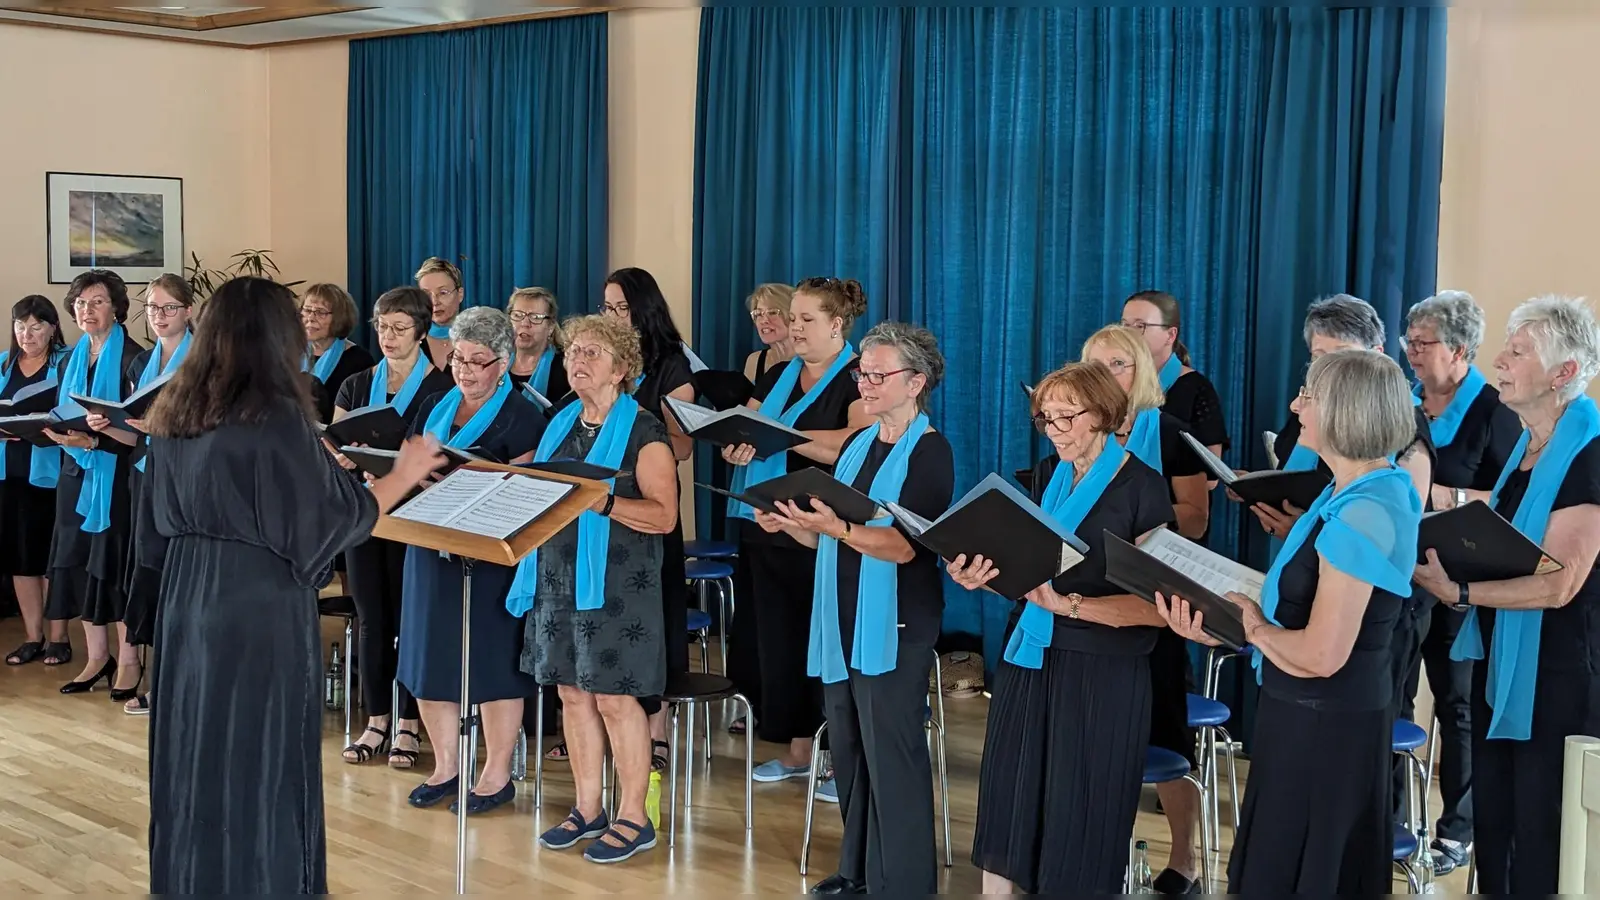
[1392,719,1428,753]
[1134,747,1214,892]
[1393,823,1422,892]
[1392,719,1433,893]
[1187,694,1240,843]
[684,539,737,559]
[686,558,736,675]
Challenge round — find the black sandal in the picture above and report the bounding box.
[5,641,42,666]
[728,716,747,736]
[41,642,71,666]
[651,740,670,772]
[544,741,569,762]
[342,725,388,764]
[388,729,421,769]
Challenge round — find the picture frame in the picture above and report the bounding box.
[46,172,184,285]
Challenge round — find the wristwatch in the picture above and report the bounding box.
[599,493,616,517]
[1453,581,1470,611]
[1453,487,1468,509]
[838,521,852,542]
[1067,592,1084,619]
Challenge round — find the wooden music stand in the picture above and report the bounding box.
[373,461,608,894]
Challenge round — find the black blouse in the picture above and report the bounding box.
[0,357,54,479]
[1428,384,1522,492]
[334,363,456,420]
[1026,453,1176,656]
[508,351,570,408]
[834,428,955,657]
[309,342,376,424]
[407,390,548,464]
[636,348,694,425]
[743,354,862,551]
[1162,370,1230,452]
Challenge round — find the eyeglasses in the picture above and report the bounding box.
[851,368,912,386]
[143,302,186,318]
[1098,358,1134,375]
[427,287,459,300]
[1296,385,1315,403]
[509,311,552,324]
[447,352,501,373]
[372,321,416,338]
[1032,409,1088,434]
[1400,335,1443,354]
[600,302,629,317]
[299,306,333,321]
[749,307,785,321]
[73,296,109,312]
[1118,319,1169,333]
[567,343,614,363]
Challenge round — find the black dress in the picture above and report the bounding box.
[308,341,375,424]
[333,363,455,719]
[45,331,144,626]
[1227,514,1409,892]
[0,358,59,576]
[396,391,547,704]
[822,427,954,894]
[727,348,779,718]
[1470,436,1600,895]
[146,401,379,894]
[1403,383,1521,846]
[971,453,1174,893]
[742,354,861,745]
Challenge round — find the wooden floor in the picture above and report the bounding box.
[0,616,1468,893]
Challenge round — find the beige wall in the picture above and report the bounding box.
[1439,6,1600,373]
[268,42,350,289]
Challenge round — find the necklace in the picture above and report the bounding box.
[578,418,601,435]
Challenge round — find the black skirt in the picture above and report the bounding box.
[46,465,132,625]
[123,467,162,646]
[972,647,1152,894]
[0,477,56,576]
[1227,692,1393,892]
[1148,628,1196,764]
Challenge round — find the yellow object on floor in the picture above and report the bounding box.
[646,770,662,828]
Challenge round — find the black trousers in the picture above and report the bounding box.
[640,522,689,718]
[725,538,762,722]
[749,542,824,744]
[344,538,418,721]
[1400,600,1474,843]
[1389,594,1429,825]
[823,641,937,894]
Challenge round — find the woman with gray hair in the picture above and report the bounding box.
[755,321,954,894]
[1399,290,1522,872]
[1412,295,1600,894]
[1163,348,1424,892]
[396,306,548,815]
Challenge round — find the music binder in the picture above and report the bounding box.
[663,396,809,461]
[340,444,490,480]
[692,369,757,411]
[1103,530,1249,650]
[68,372,173,430]
[0,413,62,448]
[519,459,621,482]
[884,472,1089,601]
[1181,431,1329,511]
[1420,500,1564,583]
[0,378,59,417]
[1263,431,1281,470]
[747,467,883,524]
[695,481,783,516]
[323,404,410,451]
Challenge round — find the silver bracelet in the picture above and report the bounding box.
[1453,487,1468,509]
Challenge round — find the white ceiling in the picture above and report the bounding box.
[0,3,592,47]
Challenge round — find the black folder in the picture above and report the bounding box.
[519,460,620,481]
[884,473,1090,601]
[0,378,60,417]
[339,444,492,480]
[0,413,63,448]
[1419,500,1564,583]
[695,481,783,516]
[744,467,883,525]
[323,404,410,451]
[692,369,756,411]
[68,372,172,430]
[663,397,809,461]
[1103,532,1248,650]
[1180,431,1329,510]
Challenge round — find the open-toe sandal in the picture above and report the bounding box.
[341,725,389,764]
[5,641,42,666]
[388,729,422,769]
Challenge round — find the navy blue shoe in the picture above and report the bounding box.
[539,807,610,850]
[408,776,459,808]
[449,781,516,815]
[583,818,657,864]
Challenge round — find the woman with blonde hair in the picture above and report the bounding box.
[743,282,796,382]
[416,256,466,363]
[507,287,568,405]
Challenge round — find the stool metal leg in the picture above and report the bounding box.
[533,687,545,809]
[684,701,696,809]
[511,727,527,782]
[1184,771,1214,892]
[390,678,401,744]
[466,704,479,792]
[668,703,681,847]
[343,618,355,745]
[799,720,828,875]
[1217,726,1240,834]
[715,581,729,675]
[736,693,754,834]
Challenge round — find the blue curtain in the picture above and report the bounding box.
[347,15,608,347]
[694,8,1446,675]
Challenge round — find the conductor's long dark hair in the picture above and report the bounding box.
[605,267,685,375]
[5,295,67,373]
[145,277,316,439]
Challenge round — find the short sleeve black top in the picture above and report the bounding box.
[309,342,376,424]
[335,363,456,420]
[833,428,955,657]
[1025,452,1176,656]
[637,349,695,424]
[407,390,548,464]
[1483,436,1600,679]
[1162,370,1230,452]
[1428,384,1523,491]
[1153,412,1206,480]
[0,357,54,479]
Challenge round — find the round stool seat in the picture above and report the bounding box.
[318,595,356,618]
[686,558,735,580]
[686,609,713,632]
[663,672,737,702]
[1393,822,1419,860]
[685,540,737,560]
[1392,719,1427,752]
[1186,694,1230,727]
[1142,747,1192,785]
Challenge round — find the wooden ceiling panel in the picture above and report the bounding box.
[4,5,363,31]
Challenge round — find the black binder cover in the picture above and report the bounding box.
[520,460,620,481]
[0,413,62,448]
[744,467,882,525]
[888,474,1090,601]
[694,482,783,516]
[324,405,410,451]
[1103,532,1248,650]
[1228,469,1330,512]
[1419,500,1564,583]
[340,444,491,480]
[0,379,59,417]
[692,370,756,411]
[69,372,172,430]
[663,399,809,461]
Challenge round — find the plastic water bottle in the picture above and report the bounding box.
[646,770,662,828]
[324,642,344,711]
[1130,840,1154,893]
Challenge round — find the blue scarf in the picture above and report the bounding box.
[57,327,126,533]
[1003,437,1127,669]
[0,349,66,488]
[1451,396,1600,740]
[506,393,640,616]
[727,345,855,520]
[1254,465,1421,682]
[807,415,929,683]
[366,353,430,416]
[429,321,452,340]
[133,332,191,473]
[1157,353,1183,392]
[1417,367,1487,448]
[1124,408,1163,474]
[528,347,556,397]
[422,377,512,450]
[305,339,348,384]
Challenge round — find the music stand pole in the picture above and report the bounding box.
[455,558,478,894]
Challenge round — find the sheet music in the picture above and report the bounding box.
[681,341,710,374]
[665,396,718,432]
[447,475,574,539]
[1138,528,1264,602]
[392,468,508,528]
[522,385,552,410]
[885,500,933,534]
[1262,431,1280,469]
[728,405,808,437]
[1179,430,1238,483]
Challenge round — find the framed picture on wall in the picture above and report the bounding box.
[46,172,184,284]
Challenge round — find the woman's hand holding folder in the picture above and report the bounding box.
[946,554,1001,592]
[1156,589,1266,648]
[721,442,757,466]
[1250,499,1305,538]
[1411,548,1455,604]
